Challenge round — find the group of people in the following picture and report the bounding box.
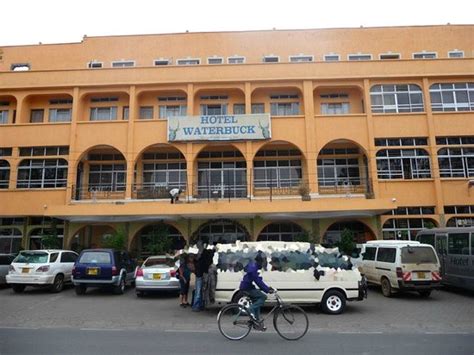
[177,249,216,311]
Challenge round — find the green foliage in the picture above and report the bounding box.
[336,228,355,255]
[293,231,310,242]
[143,225,174,255]
[101,226,127,250]
[424,221,435,229]
[40,227,62,249]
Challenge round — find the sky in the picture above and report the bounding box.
[1,0,472,46]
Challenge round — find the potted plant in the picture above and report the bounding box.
[297,182,311,201]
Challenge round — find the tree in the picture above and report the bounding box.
[101,226,127,250]
[143,225,174,255]
[336,228,355,256]
[40,220,62,249]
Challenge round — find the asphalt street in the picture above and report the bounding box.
[0,284,473,354]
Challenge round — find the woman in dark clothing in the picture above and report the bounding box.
[178,255,191,307]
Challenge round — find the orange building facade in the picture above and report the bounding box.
[0,25,473,256]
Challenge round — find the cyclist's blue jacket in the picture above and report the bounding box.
[239,261,270,293]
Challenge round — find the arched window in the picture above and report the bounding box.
[257,222,305,242]
[194,220,249,245]
[370,84,424,113]
[17,159,68,188]
[438,147,474,178]
[29,227,64,250]
[382,218,436,240]
[138,224,185,256]
[0,228,22,253]
[0,160,10,188]
[254,149,302,189]
[376,149,431,179]
[429,83,474,112]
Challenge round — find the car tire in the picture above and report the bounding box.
[12,284,26,293]
[231,290,247,304]
[75,285,87,295]
[381,277,393,297]
[113,275,126,295]
[321,289,346,315]
[50,274,64,293]
[418,290,432,298]
[136,290,144,297]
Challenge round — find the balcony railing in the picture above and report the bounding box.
[73,184,126,201]
[318,177,373,196]
[132,183,186,200]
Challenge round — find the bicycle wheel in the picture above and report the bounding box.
[217,304,252,340]
[273,305,309,340]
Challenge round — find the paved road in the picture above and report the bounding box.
[0,284,472,354]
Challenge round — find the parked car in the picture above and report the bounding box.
[0,254,16,285]
[135,255,180,297]
[6,250,78,293]
[359,240,441,297]
[72,249,135,295]
[214,241,367,315]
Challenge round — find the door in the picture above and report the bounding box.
[435,234,448,278]
[361,246,377,282]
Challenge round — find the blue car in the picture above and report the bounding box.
[72,249,135,295]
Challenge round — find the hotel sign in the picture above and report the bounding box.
[167,114,271,142]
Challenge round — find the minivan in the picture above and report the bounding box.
[359,240,441,297]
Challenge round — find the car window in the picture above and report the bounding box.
[418,234,435,248]
[376,248,396,263]
[269,250,315,271]
[363,247,376,261]
[448,233,470,255]
[79,252,111,264]
[471,233,474,256]
[61,252,78,263]
[217,251,268,272]
[49,253,59,263]
[401,247,437,264]
[144,258,175,268]
[0,255,15,265]
[14,252,49,264]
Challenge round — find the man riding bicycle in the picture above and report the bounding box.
[239,252,274,331]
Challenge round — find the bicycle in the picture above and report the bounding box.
[217,290,309,341]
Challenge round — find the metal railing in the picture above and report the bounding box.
[72,184,126,201]
[318,177,371,195]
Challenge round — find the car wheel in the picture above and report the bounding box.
[50,274,64,293]
[75,285,87,295]
[231,290,247,304]
[321,290,346,315]
[113,276,125,295]
[136,290,144,297]
[418,290,432,298]
[12,284,26,293]
[381,277,393,297]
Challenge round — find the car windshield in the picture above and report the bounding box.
[401,246,437,264]
[79,252,111,264]
[14,252,49,264]
[144,258,175,268]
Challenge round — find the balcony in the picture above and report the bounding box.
[318,177,373,197]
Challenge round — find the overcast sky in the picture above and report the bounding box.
[1,0,472,46]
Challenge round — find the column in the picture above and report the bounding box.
[363,79,380,197]
[244,82,252,114]
[65,87,80,203]
[302,80,317,194]
[8,147,19,189]
[186,143,194,199]
[246,141,253,198]
[422,78,445,226]
[14,94,26,124]
[125,86,137,199]
[187,84,194,116]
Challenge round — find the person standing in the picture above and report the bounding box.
[177,255,191,307]
[191,254,205,312]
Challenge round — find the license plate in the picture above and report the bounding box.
[22,268,29,274]
[153,274,161,280]
[87,268,99,276]
[417,272,426,279]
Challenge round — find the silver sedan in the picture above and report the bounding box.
[135,255,180,296]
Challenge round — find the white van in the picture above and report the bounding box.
[213,241,367,315]
[359,240,441,297]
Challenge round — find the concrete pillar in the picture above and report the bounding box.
[302,80,317,194]
[187,84,194,116]
[125,86,137,199]
[246,141,253,198]
[245,82,252,114]
[65,87,80,203]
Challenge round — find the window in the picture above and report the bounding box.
[379,53,401,60]
[418,234,435,247]
[438,147,474,178]
[49,253,59,263]
[159,105,187,119]
[436,136,474,145]
[158,97,186,102]
[370,84,424,113]
[19,146,69,157]
[17,159,68,188]
[11,63,30,71]
[401,247,437,263]
[143,162,187,190]
[447,217,474,228]
[0,160,10,189]
[251,103,265,114]
[227,56,245,64]
[123,106,129,120]
[139,106,154,119]
[176,58,200,65]
[257,222,304,242]
[444,205,474,214]
[49,108,71,122]
[321,102,350,115]
[79,251,111,264]
[111,60,135,68]
[91,97,118,103]
[254,158,302,188]
[0,110,8,124]
[448,233,470,255]
[88,164,126,191]
[263,55,279,63]
[429,83,474,112]
[348,54,372,61]
[233,104,245,115]
[363,247,376,260]
[376,149,431,179]
[200,104,228,115]
[413,52,437,59]
[60,252,77,263]
[317,157,361,187]
[320,93,348,99]
[154,59,170,66]
[289,55,313,62]
[49,99,72,105]
[384,206,436,215]
[87,61,103,69]
[324,54,340,62]
[207,57,223,64]
[200,95,228,100]
[375,137,428,147]
[0,228,22,254]
[0,148,12,157]
[90,107,117,121]
[30,109,44,123]
[376,248,396,263]
[448,50,464,58]
[383,218,435,240]
[270,102,299,116]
